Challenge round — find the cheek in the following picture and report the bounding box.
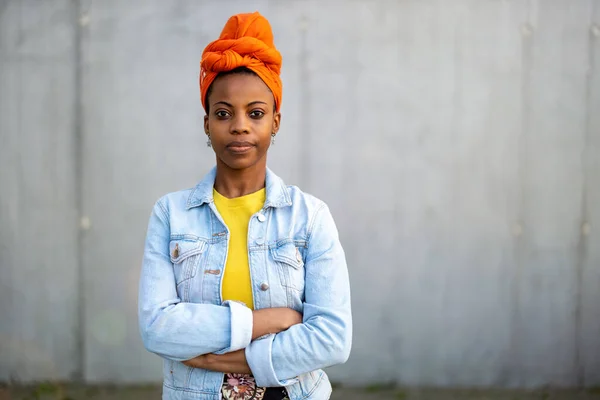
[207,120,228,138]
[251,121,273,145]
[260,138,271,150]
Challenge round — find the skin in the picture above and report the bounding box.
[204,72,281,199]
[183,308,302,373]
[182,72,302,374]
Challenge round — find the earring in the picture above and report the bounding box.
[206,133,212,147]
[271,133,276,145]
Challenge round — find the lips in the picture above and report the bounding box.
[226,141,254,154]
[227,142,254,151]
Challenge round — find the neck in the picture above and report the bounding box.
[213,159,267,199]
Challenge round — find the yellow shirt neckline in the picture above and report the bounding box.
[213,188,266,208]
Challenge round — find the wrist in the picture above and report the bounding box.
[252,308,283,338]
[183,354,207,369]
[201,354,213,368]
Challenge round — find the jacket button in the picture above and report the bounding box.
[257,213,266,222]
[260,282,269,291]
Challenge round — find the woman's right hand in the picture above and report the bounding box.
[251,308,303,340]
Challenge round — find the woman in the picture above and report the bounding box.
[138,11,352,400]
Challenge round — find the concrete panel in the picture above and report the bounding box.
[511,0,593,387]
[0,0,79,382]
[78,0,275,382]
[581,1,600,387]
[291,0,529,387]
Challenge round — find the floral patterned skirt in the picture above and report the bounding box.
[221,373,289,400]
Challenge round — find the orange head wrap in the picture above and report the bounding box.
[199,12,283,112]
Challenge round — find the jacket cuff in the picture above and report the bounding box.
[214,300,253,354]
[245,334,298,387]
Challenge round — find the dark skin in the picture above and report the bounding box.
[182,308,302,373]
[205,72,280,198]
[182,72,302,373]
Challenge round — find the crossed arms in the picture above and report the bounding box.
[138,200,352,387]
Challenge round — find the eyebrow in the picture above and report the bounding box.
[212,101,268,108]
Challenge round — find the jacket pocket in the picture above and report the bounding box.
[169,360,194,390]
[169,237,207,286]
[270,241,305,294]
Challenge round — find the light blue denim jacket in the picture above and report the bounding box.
[138,167,352,400]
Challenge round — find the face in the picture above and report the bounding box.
[204,73,280,171]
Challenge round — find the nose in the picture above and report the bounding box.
[230,113,250,135]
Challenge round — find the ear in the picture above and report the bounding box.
[272,111,281,135]
[203,115,209,136]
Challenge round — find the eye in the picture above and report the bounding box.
[215,110,230,119]
[249,110,265,119]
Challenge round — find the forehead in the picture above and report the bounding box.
[210,73,274,106]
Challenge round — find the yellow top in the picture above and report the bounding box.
[213,188,266,310]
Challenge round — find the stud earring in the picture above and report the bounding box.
[271,133,276,145]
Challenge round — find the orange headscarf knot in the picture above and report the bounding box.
[199,12,282,112]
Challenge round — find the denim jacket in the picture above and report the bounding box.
[138,167,352,400]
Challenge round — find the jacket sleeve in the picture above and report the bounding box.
[138,199,253,361]
[245,203,352,387]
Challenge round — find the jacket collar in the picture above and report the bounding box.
[186,167,292,210]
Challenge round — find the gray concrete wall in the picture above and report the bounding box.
[0,0,80,381]
[1,0,599,388]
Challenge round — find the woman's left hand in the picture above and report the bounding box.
[182,355,206,369]
[182,350,251,374]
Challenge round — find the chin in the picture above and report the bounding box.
[218,151,267,171]
[222,158,258,170]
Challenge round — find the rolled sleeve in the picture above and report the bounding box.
[138,200,256,360]
[245,334,299,387]
[245,203,352,383]
[214,300,253,355]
